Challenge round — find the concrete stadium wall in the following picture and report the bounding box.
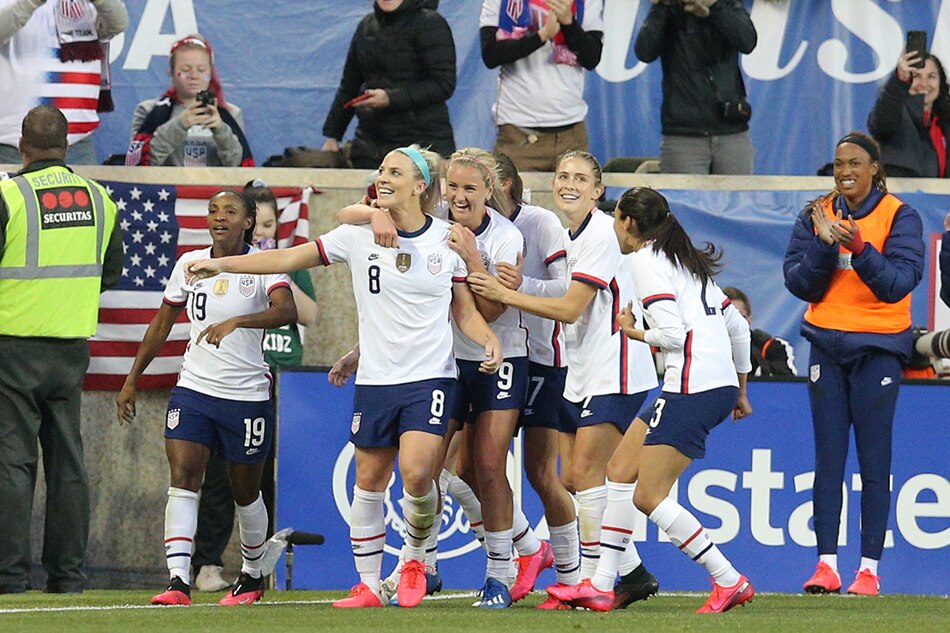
[13,165,950,588]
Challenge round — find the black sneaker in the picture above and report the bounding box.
[151,576,192,605]
[219,572,265,606]
[613,564,659,609]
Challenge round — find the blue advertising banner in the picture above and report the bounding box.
[90,1,950,174]
[275,370,950,595]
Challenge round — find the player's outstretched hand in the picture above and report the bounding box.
[185,258,222,283]
[467,271,509,302]
[329,346,360,386]
[197,320,238,348]
[496,252,524,291]
[116,384,136,425]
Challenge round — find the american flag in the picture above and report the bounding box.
[83,183,313,391]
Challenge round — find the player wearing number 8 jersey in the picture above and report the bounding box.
[548,187,755,613]
[184,146,503,609]
[116,190,296,607]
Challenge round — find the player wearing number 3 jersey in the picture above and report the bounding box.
[184,146,503,609]
[116,190,296,607]
[547,187,756,613]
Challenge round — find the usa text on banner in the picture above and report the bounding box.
[83,182,313,391]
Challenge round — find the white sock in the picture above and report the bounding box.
[484,529,513,582]
[164,487,198,584]
[859,557,879,576]
[549,520,580,586]
[236,492,268,578]
[448,475,485,549]
[512,505,541,557]
[592,480,639,592]
[649,497,740,587]
[819,554,839,573]
[576,485,607,580]
[427,470,453,568]
[402,483,437,562]
[350,486,386,592]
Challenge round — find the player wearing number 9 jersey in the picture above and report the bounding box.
[183,146,503,609]
[548,187,755,613]
[116,190,296,607]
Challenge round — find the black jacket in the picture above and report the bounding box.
[868,71,950,178]
[634,1,756,136]
[322,0,456,163]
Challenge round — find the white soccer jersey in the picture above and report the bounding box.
[452,209,528,361]
[317,216,468,386]
[630,246,752,394]
[564,210,656,401]
[479,0,605,128]
[164,246,290,401]
[510,203,568,368]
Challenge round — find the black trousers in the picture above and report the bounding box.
[0,336,90,593]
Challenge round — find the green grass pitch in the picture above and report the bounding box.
[2,590,949,633]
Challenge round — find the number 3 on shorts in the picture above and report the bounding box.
[650,398,666,428]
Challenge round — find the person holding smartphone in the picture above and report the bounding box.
[868,33,950,178]
[126,34,254,167]
[784,132,924,596]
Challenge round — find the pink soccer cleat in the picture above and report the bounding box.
[333,583,385,608]
[696,575,755,613]
[846,569,880,596]
[547,578,615,612]
[803,561,842,594]
[397,560,427,608]
[151,577,191,606]
[218,572,265,605]
[511,540,554,602]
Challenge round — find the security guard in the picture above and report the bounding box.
[0,105,122,594]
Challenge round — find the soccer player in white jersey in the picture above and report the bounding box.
[116,190,297,607]
[468,152,659,608]
[549,187,756,613]
[185,147,503,609]
[438,148,532,608]
[490,152,580,607]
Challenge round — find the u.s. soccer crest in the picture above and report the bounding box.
[396,253,411,273]
[239,275,255,297]
[166,408,180,430]
[351,411,362,434]
[213,279,229,297]
[480,251,491,270]
[427,253,442,275]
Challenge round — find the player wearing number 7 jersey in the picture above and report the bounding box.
[116,190,296,607]
[548,187,755,613]
[184,146,503,609]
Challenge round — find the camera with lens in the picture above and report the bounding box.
[720,98,752,124]
[909,327,950,376]
[196,90,216,107]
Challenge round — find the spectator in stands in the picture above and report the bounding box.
[0,0,128,165]
[784,131,924,596]
[321,0,456,169]
[942,210,950,307]
[868,50,950,178]
[722,286,796,376]
[479,0,604,172]
[126,34,253,167]
[634,0,757,174]
[190,182,318,593]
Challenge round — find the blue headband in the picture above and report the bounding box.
[395,147,431,186]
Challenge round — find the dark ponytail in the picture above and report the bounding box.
[616,187,722,285]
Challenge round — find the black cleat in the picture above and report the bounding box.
[613,564,660,609]
[219,572,265,605]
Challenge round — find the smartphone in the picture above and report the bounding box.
[907,30,927,69]
[343,93,372,108]
[196,90,216,107]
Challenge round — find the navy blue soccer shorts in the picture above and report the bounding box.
[564,391,649,434]
[451,357,528,423]
[641,386,739,460]
[520,363,572,432]
[164,386,274,464]
[350,378,457,448]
